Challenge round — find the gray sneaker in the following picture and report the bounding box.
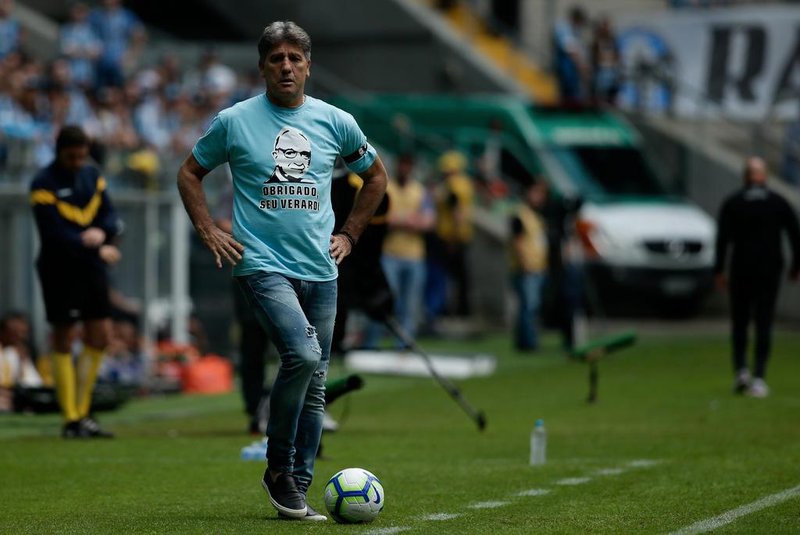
[747,378,769,398]
[279,504,327,521]
[262,470,306,518]
[733,368,751,394]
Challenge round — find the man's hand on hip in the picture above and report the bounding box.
[199,225,244,268]
[329,233,353,265]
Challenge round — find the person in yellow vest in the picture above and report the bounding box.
[364,154,434,347]
[509,181,549,351]
[430,150,475,319]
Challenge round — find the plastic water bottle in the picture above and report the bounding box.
[530,419,547,465]
[240,437,268,461]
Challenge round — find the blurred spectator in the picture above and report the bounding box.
[0,57,40,144]
[0,311,43,411]
[44,57,99,134]
[133,70,173,152]
[509,181,549,352]
[364,154,434,347]
[0,0,23,61]
[94,86,139,151]
[59,2,102,90]
[540,189,585,350]
[591,16,621,106]
[426,150,475,326]
[154,53,184,100]
[331,158,392,353]
[0,311,42,384]
[0,13,251,191]
[100,317,146,385]
[474,118,510,209]
[553,5,590,105]
[89,0,146,89]
[168,93,205,157]
[186,48,237,102]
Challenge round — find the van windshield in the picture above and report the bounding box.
[550,146,665,197]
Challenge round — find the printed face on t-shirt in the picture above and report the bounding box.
[272,127,311,180]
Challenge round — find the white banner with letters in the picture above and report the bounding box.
[616,6,800,120]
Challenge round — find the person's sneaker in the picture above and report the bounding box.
[80,417,114,438]
[62,420,88,439]
[747,378,769,398]
[322,412,339,433]
[278,504,327,521]
[733,368,751,394]
[262,470,306,518]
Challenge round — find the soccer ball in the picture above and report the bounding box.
[323,468,384,523]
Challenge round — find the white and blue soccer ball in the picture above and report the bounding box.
[323,467,384,523]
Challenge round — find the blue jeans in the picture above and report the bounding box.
[363,255,426,347]
[384,255,426,339]
[512,272,544,350]
[237,272,337,495]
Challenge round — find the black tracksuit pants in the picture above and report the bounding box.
[729,269,781,379]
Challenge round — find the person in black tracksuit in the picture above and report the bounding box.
[30,125,123,437]
[714,157,800,397]
[330,159,392,354]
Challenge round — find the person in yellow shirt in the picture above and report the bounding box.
[365,154,434,347]
[509,181,549,351]
[428,150,475,322]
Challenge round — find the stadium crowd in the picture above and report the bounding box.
[0,0,263,189]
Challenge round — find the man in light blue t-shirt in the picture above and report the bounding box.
[177,21,387,522]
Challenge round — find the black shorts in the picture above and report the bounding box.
[37,262,111,325]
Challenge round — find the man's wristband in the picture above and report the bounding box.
[338,230,357,247]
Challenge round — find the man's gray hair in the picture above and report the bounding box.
[258,21,312,64]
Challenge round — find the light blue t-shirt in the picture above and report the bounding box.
[192,93,377,281]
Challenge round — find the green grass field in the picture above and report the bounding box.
[2,326,800,534]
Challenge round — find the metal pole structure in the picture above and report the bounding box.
[545,0,557,68]
[142,192,159,353]
[23,206,47,353]
[170,195,190,345]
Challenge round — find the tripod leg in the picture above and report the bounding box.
[383,316,487,431]
[588,360,599,403]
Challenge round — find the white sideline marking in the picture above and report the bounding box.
[468,501,510,509]
[556,477,591,486]
[594,467,626,476]
[517,488,551,497]
[628,459,662,468]
[668,484,800,535]
[365,527,411,535]
[423,513,463,521]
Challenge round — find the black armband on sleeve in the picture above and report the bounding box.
[343,143,368,164]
